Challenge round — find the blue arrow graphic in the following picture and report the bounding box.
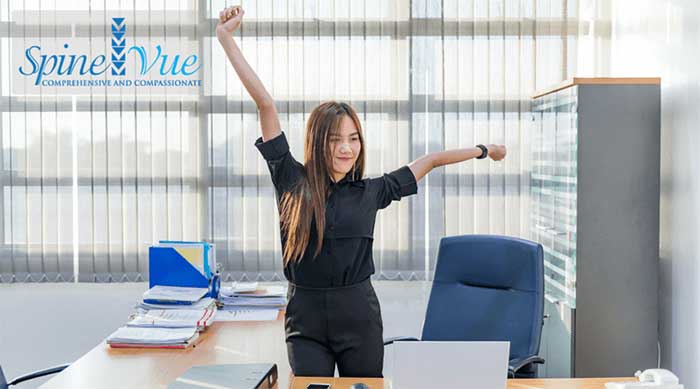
[111,17,126,77]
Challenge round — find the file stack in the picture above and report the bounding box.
[107,285,217,349]
[127,308,217,330]
[212,282,286,322]
[219,282,287,310]
[106,327,200,349]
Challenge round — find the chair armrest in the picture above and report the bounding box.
[508,355,545,378]
[8,364,70,386]
[383,336,420,346]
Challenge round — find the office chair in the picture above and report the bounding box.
[0,363,70,389]
[385,234,545,378]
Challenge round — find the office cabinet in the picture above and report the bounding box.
[531,78,660,377]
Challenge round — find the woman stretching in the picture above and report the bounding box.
[216,6,506,378]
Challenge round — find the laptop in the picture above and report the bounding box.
[385,341,509,389]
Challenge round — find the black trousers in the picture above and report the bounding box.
[284,278,384,377]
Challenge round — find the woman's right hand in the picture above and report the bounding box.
[487,144,507,161]
[216,6,245,38]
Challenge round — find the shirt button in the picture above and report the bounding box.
[329,225,335,231]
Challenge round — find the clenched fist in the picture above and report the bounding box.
[216,6,245,37]
[487,144,506,161]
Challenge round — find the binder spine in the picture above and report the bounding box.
[255,364,278,389]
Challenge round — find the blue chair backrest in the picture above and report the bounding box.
[0,365,7,389]
[421,235,544,362]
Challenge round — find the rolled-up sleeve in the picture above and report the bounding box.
[255,132,304,196]
[371,165,418,209]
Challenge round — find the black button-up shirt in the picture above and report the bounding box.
[255,132,418,288]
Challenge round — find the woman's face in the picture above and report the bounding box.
[328,115,362,181]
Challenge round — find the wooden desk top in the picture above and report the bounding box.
[41,311,294,389]
[291,376,635,389]
[42,312,634,389]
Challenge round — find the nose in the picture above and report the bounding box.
[339,143,352,154]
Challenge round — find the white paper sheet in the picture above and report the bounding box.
[214,309,279,322]
[107,326,198,344]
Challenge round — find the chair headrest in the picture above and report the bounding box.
[434,235,543,292]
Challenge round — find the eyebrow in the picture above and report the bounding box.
[330,131,359,137]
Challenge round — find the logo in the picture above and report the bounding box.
[111,17,126,76]
[13,12,202,95]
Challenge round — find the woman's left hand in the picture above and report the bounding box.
[486,144,506,161]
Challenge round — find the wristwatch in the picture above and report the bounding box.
[476,144,488,159]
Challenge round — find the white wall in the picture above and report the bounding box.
[609,0,700,386]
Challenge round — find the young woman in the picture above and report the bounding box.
[216,6,506,378]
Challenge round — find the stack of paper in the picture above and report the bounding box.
[219,285,287,309]
[213,283,286,322]
[216,282,287,321]
[127,308,217,330]
[214,309,280,322]
[230,281,259,293]
[143,285,209,305]
[109,285,217,349]
[106,326,200,349]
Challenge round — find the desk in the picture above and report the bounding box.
[42,312,292,389]
[42,313,633,388]
[291,377,635,389]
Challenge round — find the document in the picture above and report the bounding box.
[230,281,258,293]
[143,285,209,304]
[214,309,280,322]
[220,284,286,298]
[219,284,287,309]
[127,308,216,329]
[107,326,198,346]
[138,297,216,311]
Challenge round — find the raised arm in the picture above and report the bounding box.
[216,6,281,142]
[408,144,507,182]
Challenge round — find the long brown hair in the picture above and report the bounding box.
[279,101,366,264]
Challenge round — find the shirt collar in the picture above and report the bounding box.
[330,172,353,185]
[329,171,364,187]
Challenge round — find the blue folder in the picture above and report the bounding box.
[158,240,214,278]
[149,246,209,289]
[149,242,220,298]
